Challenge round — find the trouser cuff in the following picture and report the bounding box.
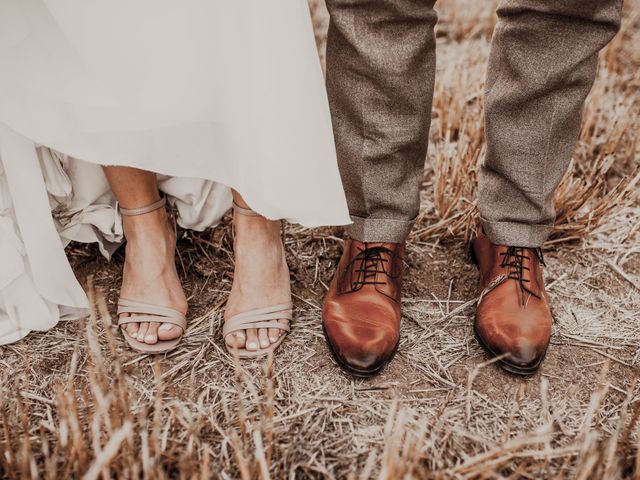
[480,217,552,248]
[347,215,415,243]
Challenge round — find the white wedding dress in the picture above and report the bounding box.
[0,0,350,345]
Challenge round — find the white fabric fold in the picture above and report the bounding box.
[0,130,233,345]
[0,124,88,309]
[0,0,350,345]
[0,125,89,344]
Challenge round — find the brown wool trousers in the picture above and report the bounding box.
[325,0,623,247]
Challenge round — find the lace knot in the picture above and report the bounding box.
[499,246,544,306]
[341,244,398,290]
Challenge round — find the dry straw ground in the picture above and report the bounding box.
[1,1,640,478]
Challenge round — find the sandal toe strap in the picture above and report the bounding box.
[223,303,292,338]
[117,298,187,330]
[118,316,186,330]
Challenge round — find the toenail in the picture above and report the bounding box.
[159,324,172,331]
[146,334,155,342]
[270,336,278,342]
[247,342,257,349]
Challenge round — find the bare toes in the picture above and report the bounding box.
[158,323,183,341]
[144,322,159,344]
[258,328,270,349]
[126,319,140,338]
[268,328,281,344]
[274,319,289,341]
[119,313,136,337]
[136,322,149,342]
[126,323,138,336]
[245,328,259,351]
[226,331,246,350]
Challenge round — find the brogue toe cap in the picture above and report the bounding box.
[323,318,398,374]
[475,312,551,371]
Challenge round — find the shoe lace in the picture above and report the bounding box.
[343,245,398,290]
[499,246,545,306]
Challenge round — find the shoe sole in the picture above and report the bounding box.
[321,322,399,378]
[473,323,548,376]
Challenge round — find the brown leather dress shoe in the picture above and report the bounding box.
[322,240,404,377]
[471,227,553,375]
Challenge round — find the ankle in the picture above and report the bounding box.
[123,209,173,239]
[234,215,282,241]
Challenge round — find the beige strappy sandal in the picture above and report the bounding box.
[117,196,187,354]
[223,202,292,358]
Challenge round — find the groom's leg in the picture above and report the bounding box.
[325,0,438,243]
[479,0,623,247]
[322,0,438,377]
[474,0,622,374]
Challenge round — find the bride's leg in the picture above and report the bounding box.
[225,190,291,352]
[103,166,187,344]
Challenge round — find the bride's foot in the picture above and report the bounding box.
[119,206,188,345]
[224,206,291,353]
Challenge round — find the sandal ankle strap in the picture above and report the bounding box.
[120,195,167,216]
[231,201,286,244]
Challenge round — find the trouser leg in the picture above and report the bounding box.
[325,0,438,243]
[480,0,623,247]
